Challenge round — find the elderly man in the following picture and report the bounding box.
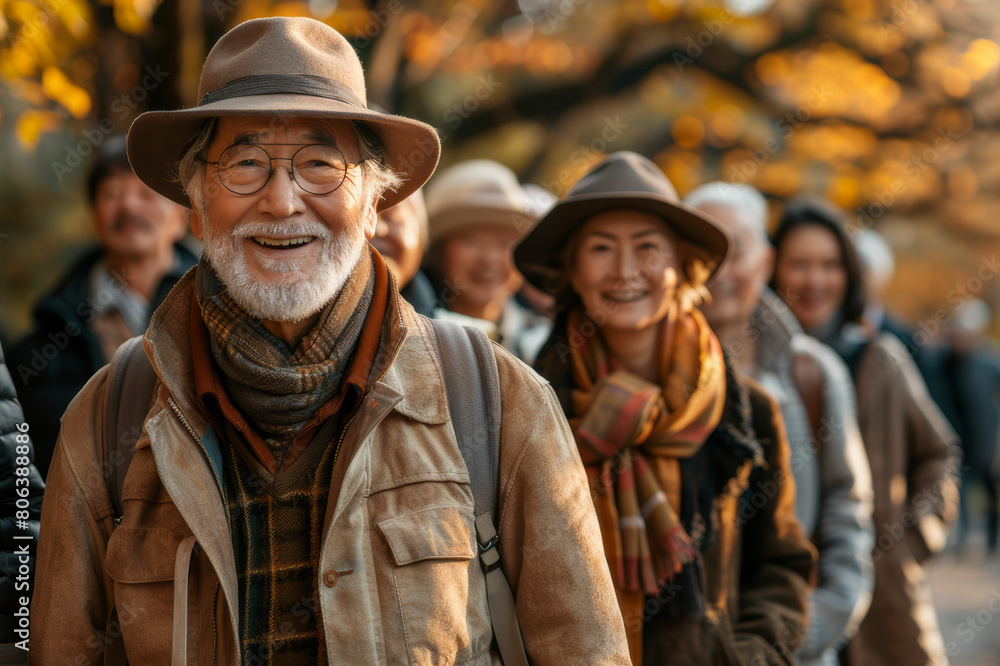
[371,188,438,317]
[10,136,194,478]
[685,183,875,666]
[31,17,629,665]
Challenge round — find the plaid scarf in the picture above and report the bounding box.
[568,303,726,595]
[196,249,374,463]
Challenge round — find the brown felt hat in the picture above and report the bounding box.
[126,17,440,211]
[513,151,731,294]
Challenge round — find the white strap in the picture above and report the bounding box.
[172,536,199,666]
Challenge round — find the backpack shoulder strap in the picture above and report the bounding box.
[429,318,528,666]
[103,335,157,525]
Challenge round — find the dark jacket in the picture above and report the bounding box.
[9,243,198,478]
[536,334,816,666]
[398,269,437,318]
[0,341,44,655]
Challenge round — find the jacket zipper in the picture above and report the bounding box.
[333,328,407,463]
[167,396,233,665]
[167,396,233,535]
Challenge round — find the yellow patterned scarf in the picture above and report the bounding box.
[568,302,726,596]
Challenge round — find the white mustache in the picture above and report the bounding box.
[230,220,333,240]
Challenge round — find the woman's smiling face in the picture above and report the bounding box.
[570,209,685,333]
[772,223,848,332]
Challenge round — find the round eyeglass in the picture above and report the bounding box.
[205,143,368,196]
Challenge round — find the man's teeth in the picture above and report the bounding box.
[253,236,313,248]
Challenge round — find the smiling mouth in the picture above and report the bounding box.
[603,290,648,303]
[251,236,315,249]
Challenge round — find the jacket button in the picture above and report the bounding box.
[323,569,353,587]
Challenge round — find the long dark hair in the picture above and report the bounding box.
[769,197,866,327]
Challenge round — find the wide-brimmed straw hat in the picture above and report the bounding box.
[514,151,731,294]
[424,160,536,243]
[127,17,440,211]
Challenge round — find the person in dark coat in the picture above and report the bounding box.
[515,152,815,665]
[8,136,196,478]
[0,341,44,664]
[937,299,1000,554]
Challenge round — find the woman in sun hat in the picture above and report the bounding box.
[516,151,815,665]
[424,159,551,363]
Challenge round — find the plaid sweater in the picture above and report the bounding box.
[222,416,344,665]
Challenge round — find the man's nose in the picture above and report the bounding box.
[256,164,307,218]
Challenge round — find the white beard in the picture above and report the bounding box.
[202,218,366,322]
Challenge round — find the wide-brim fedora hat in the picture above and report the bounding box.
[514,151,731,294]
[425,160,536,244]
[127,17,440,211]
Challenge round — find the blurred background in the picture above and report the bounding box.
[0,0,998,661]
[2,0,1000,339]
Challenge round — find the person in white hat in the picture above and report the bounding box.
[424,159,551,364]
[31,17,630,665]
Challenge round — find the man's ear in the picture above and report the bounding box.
[361,204,378,240]
[190,206,204,241]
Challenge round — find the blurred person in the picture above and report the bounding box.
[853,229,904,342]
[0,342,45,664]
[770,197,961,666]
[517,152,815,665]
[517,182,558,318]
[31,18,631,664]
[853,229,954,395]
[937,299,1000,555]
[686,182,875,666]
[9,136,195,478]
[424,159,551,363]
[370,188,437,316]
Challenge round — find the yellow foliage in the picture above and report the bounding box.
[962,39,1000,80]
[41,65,90,117]
[15,108,60,149]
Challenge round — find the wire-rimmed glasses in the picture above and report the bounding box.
[205,143,367,196]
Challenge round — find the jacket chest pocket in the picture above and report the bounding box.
[105,525,188,660]
[377,503,491,665]
[105,525,214,665]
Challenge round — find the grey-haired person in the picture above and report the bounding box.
[687,182,875,666]
[31,17,630,665]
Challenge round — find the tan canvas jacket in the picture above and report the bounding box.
[30,270,631,665]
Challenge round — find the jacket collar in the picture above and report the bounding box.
[144,258,450,432]
[753,287,802,372]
